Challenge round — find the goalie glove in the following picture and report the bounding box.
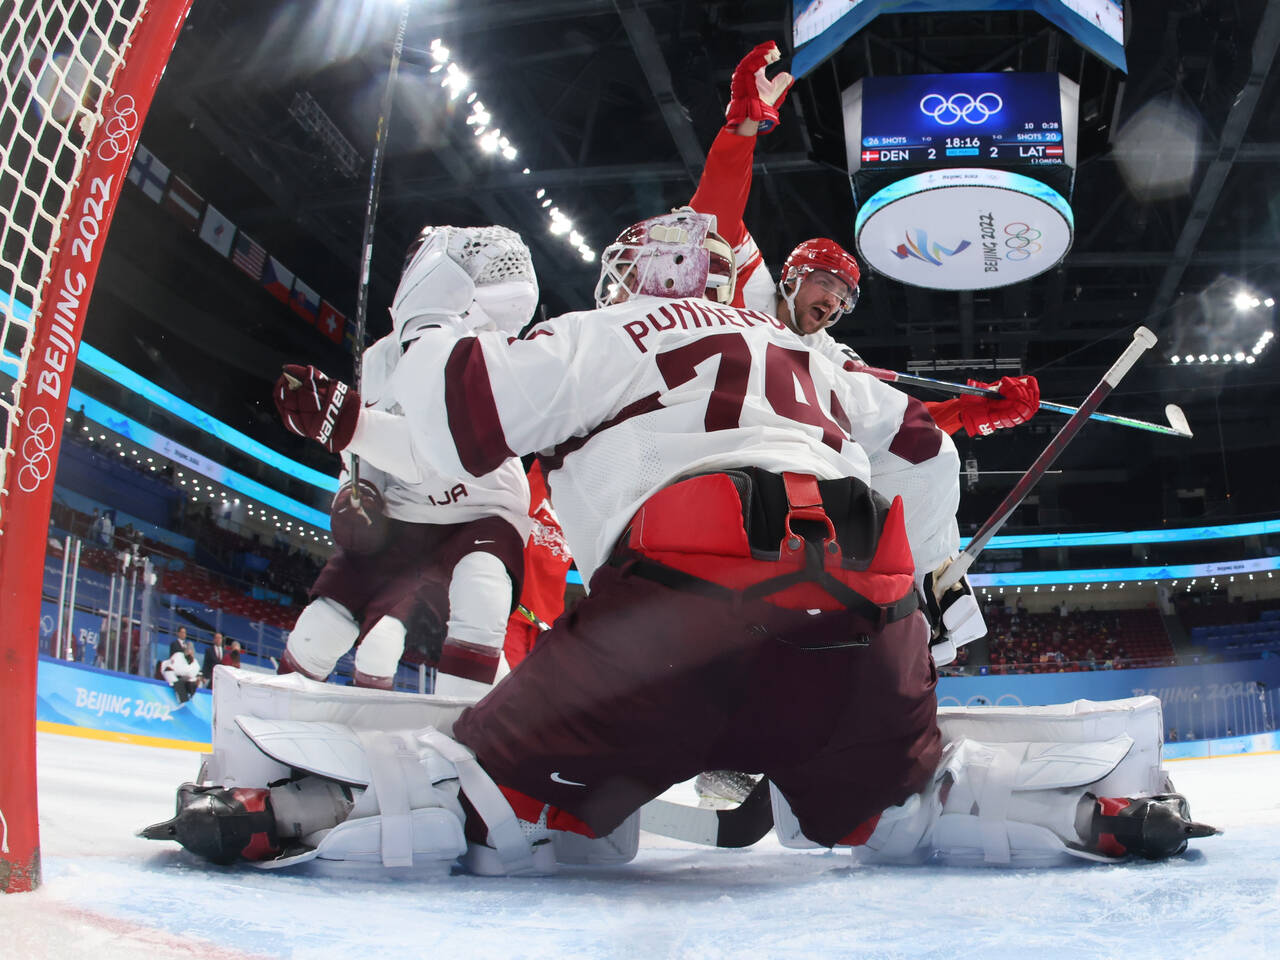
[274,364,361,453]
[958,375,1040,438]
[725,41,795,134]
[923,559,987,666]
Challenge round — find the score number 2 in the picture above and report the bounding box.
[654,332,848,450]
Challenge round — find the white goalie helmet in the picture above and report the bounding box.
[391,225,539,342]
[593,207,735,308]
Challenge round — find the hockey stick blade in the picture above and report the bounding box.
[639,778,774,848]
[937,326,1158,591]
[1165,404,1193,438]
[856,363,1191,439]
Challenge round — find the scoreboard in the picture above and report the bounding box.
[844,71,1079,291]
[849,72,1072,173]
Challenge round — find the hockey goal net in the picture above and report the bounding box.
[0,0,191,893]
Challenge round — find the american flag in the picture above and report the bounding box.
[861,149,879,163]
[231,231,267,282]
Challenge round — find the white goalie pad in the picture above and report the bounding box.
[772,696,1171,864]
[204,667,478,789]
[235,719,468,871]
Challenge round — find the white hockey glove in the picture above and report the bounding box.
[923,558,987,666]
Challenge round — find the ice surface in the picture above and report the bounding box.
[2,732,1278,959]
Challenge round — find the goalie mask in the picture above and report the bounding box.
[392,225,539,342]
[593,208,735,308]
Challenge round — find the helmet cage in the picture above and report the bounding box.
[594,209,735,307]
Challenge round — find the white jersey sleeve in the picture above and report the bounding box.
[390,294,960,582]
[345,333,531,533]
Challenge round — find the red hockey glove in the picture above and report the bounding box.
[725,41,795,134]
[958,375,1040,437]
[273,364,360,453]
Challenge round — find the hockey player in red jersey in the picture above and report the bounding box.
[689,41,1041,442]
[274,225,536,695]
[503,460,572,669]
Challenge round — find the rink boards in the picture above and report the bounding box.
[33,653,1280,756]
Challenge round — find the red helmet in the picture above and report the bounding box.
[780,239,861,315]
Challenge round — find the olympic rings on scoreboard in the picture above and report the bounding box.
[95,94,139,163]
[918,92,1003,125]
[1003,222,1043,261]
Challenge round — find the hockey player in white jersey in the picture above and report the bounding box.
[273,225,535,695]
[263,207,963,865]
[146,210,1216,874]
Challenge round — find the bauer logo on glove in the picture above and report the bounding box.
[274,363,361,453]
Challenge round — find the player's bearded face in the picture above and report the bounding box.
[786,270,853,335]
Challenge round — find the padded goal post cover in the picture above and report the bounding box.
[0,0,195,893]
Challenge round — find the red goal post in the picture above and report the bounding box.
[0,0,192,893]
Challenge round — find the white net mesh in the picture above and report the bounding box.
[0,0,145,512]
[443,225,536,287]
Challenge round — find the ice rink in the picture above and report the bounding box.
[1,732,1277,959]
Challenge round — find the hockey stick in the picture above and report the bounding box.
[855,364,1192,439]
[639,778,775,848]
[936,326,1158,591]
[348,2,410,511]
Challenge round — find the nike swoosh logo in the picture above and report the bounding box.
[474,539,495,544]
[550,772,587,787]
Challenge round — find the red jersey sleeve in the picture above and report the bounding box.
[689,128,764,308]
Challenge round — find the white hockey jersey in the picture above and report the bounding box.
[351,332,530,537]
[386,294,960,583]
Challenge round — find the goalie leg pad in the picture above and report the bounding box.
[204,669,476,789]
[282,597,360,681]
[353,614,407,688]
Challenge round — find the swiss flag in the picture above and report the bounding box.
[317,301,347,344]
[861,150,879,163]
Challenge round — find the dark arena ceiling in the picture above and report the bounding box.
[85,0,1280,537]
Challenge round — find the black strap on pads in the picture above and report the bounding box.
[724,467,888,565]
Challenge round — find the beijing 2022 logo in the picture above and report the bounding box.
[892,229,971,266]
[919,92,1003,125]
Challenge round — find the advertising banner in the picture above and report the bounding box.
[36,656,211,748]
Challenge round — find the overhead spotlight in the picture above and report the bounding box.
[536,188,546,199]
[1198,354,1208,362]
[1210,354,1220,362]
[1171,355,1180,364]
[430,39,449,63]
[580,248,596,262]
[1266,298,1276,308]
[1233,291,1255,311]
[541,198,551,208]
[1235,352,1246,362]
[1247,356,1256,364]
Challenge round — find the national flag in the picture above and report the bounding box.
[127,144,169,203]
[290,277,320,324]
[262,256,294,304]
[199,203,236,257]
[162,176,203,231]
[231,231,267,281]
[1045,145,1063,157]
[861,150,879,163]
[316,301,347,344]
